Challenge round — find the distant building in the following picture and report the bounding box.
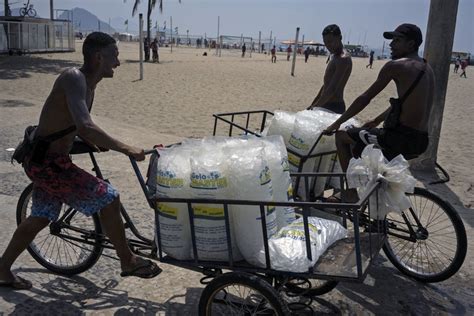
[0,16,74,54]
[344,44,368,57]
[451,51,471,64]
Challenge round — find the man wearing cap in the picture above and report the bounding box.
[324,23,434,202]
[308,24,352,114]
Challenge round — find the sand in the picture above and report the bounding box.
[0,40,473,314]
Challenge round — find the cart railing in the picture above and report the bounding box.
[148,173,384,283]
[213,110,341,200]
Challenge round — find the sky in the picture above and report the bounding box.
[15,0,474,52]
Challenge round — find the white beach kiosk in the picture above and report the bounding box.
[0,15,74,55]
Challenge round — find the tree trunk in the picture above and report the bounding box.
[411,0,459,171]
[4,0,9,16]
[147,1,152,44]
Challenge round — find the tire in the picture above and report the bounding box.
[17,183,103,276]
[19,7,27,16]
[28,8,37,17]
[284,278,338,297]
[199,272,290,316]
[383,187,467,283]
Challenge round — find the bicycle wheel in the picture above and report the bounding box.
[284,277,338,297]
[17,183,103,276]
[27,8,37,17]
[19,7,27,16]
[199,272,290,316]
[383,187,467,282]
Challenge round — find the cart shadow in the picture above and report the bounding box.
[0,55,81,80]
[411,167,474,228]
[324,256,467,315]
[0,268,200,315]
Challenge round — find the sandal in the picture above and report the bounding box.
[0,275,32,290]
[120,259,162,279]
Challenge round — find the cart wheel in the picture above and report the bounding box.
[17,183,103,276]
[383,187,467,283]
[284,277,338,297]
[199,272,290,316]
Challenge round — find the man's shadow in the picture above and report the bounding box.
[0,268,201,315]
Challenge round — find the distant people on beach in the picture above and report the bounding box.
[271,45,276,63]
[460,59,468,78]
[366,50,375,69]
[241,43,246,57]
[286,46,292,61]
[261,43,265,53]
[151,38,159,63]
[144,38,150,61]
[308,24,352,114]
[0,32,162,290]
[324,23,433,203]
[304,47,310,63]
[454,55,461,73]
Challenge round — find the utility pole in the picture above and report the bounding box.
[269,30,272,51]
[291,27,300,76]
[139,14,143,80]
[216,16,220,56]
[413,0,459,170]
[258,31,261,53]
[50,0,54,20]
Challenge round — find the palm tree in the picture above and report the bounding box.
[129,0,181,51]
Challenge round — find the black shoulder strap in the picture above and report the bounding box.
[399,60,427,104]
[40,126,76,142]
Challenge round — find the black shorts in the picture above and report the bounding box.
[347,125,429,160]
[320,101,345,114]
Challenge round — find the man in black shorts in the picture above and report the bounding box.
[324,24,434,200]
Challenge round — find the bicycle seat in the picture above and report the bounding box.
[69,137,108,155]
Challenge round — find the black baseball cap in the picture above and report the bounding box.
[322,24,341,37]
[383,24,423,47]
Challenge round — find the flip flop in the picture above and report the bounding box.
[120,259,162,279]
[0,276,32,290]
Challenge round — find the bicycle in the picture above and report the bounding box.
[211,109,468,296]
[15,136,467,314]
[19,0,36,18]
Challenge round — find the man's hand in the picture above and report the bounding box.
[362,119,379,129]
[126,146,145,161]
[323,121,341,135]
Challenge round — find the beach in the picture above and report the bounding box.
[0,40,473,314]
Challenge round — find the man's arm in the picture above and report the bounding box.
[363,108,391,128]
[325,61,396,132]
[308,86,323,109]
[312,57,351,108]
[61,69,145,160]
